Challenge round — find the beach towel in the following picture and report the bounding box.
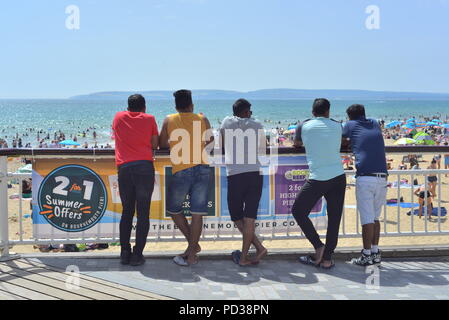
[387,202,420,208]
[389,182,413,189]
[406,207,447,217]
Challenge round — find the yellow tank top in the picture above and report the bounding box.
[166,113,209,174]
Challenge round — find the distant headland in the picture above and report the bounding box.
[70,89,449,101]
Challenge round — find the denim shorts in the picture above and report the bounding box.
[167,165,211,215]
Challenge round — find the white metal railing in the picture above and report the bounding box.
[1,155,449,260]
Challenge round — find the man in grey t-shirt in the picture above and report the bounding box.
[220,99,267,266]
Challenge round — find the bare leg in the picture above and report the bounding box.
[240,218,255,265]
[186,215,203,265]
[430,183,437,198]
[373,220,381,246]
[362,223,375,250]
[171,214,201,258]
[235,218,268,264]
[418,200,423,218]
[234,220,265,252]
[427,202,433,220]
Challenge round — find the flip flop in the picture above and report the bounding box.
[298,255,320,267]
[173,255,198,267]
[231,250,241,265]
[319,260,335,270]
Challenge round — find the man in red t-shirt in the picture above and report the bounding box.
[112,94,158,266]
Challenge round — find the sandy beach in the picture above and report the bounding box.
[4,138,449,255]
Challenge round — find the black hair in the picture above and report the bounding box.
[312,98,330,116]
[173,89,193,110]
[128,94,146,112]
[346,104,366,120]
[233,98,251,117]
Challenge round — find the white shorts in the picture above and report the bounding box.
[356,176,388,225]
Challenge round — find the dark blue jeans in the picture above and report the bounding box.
[292,174,346,261]
[118,161,155,255]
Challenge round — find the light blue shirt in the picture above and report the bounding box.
[295,117,344,181]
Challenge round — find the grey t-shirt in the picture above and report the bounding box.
[220,116,265,176]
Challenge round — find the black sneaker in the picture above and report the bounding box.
[120,250,131,265]
[351,251,374,267]
[372,250,381,265]
[63,244,79,252]
[130,253,145,266]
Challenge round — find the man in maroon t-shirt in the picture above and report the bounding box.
[112,94,159,266]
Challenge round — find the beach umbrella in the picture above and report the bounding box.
[420,139,436,145]
[402,123,416,129]
[406,118,416,123]
[413,132,429,139]
[288,125,297,130]
[17,164,32,174]
[414,132,435,145]
[425,121,439,127]
[431,119,443,124]
[385,121,402,128]
[394,138,417,145]
[59,140,80,146]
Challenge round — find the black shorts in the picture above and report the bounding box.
[227,171,263,222]
[419,191,432,199]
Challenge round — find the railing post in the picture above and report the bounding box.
[0,156,10,259]
[0,156,19,261]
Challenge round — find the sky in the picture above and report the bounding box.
[0,0,448,99]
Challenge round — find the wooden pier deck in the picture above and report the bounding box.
[0,258,173,300]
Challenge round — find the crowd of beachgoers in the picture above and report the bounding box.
[1,115,449,150]
[0,127,112,149]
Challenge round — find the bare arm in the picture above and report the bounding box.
[158,117,170,149]
[203,116,214,146]
[151,135,159,150]
[341,137,350,149]
[293,122,303,148]
[293,139,303,148]
[258,128,267,155]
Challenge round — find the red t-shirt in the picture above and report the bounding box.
[112,111,159,166]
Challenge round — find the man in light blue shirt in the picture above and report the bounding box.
[292,98,346,269]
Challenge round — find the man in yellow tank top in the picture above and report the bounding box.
[159,90,214,266]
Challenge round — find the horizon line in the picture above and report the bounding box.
[2,88,449,100]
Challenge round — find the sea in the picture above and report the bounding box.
[1,99,448,147]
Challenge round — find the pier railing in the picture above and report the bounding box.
[1,146,449,260]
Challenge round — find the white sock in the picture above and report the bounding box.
[363,249,371,256]
[371,245,379,253]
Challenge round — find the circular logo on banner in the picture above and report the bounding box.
[37,165,108,232]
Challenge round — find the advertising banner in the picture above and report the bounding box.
[32,155,327,239]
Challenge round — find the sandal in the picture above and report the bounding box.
[298,255,320,267]
[173,255,198,267]
[231,250,241,265]
[231,250,255,267]
[319,260,335,270]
